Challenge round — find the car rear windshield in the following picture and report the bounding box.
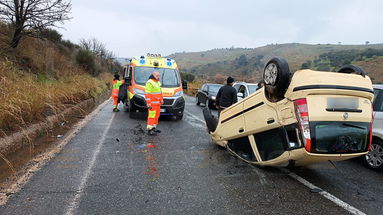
[311,122,369,154]
[134,67,180,87]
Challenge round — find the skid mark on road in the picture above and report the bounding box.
[64,112,116,215]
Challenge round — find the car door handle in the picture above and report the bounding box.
[267,118,275,124]
[238,128,244,133]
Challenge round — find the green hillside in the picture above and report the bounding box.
[171,43,383,84]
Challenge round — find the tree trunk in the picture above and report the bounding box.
[10,28,23,48]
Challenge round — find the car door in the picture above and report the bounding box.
[373,88,383,138]
[242,90,287,162]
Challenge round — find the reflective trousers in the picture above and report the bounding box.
[112,96,118,109]
[147,104,160,130]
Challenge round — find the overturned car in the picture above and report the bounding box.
[204,57,374,167]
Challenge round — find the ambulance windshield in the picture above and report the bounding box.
[134,67,180,87]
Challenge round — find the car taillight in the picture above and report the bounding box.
[368,104,374,151]
[294,98,312,152]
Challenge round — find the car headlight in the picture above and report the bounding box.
[211,96,216,100]
[133,88,145,96]
[174,91,183,97]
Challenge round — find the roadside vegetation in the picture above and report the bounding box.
[0,22,119,137]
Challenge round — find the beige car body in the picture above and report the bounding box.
[211,69,374,167]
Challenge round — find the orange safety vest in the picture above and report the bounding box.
[145,79,163,105]
[111,80,124,97]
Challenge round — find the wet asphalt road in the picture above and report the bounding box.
[1,95,382,215]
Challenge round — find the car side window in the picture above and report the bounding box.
[238,85,246,97]
[234,84,240,92]
[373,89,383,112]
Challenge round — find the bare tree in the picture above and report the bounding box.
[0,0,72,48]
[79,38,115,60]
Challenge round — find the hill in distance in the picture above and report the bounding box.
[169,43,383,84]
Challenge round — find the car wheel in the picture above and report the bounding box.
[263,57,291,102]
[128,101,136,118]
[206,99,210,109]
[203,107,218,132]
[207,99,214,109]
[337,64,366,77]
[364,139,383,170]
[196,96,200,106]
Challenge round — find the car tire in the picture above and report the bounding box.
[337,64,366,77]
[263,57,291,102]
[128,101,136,118]
[206,99,210,109]
[196,96,200,106]
[363,138,383,171]
[176,114,183,120]
[207,99,215,109]
[203,107,218,132]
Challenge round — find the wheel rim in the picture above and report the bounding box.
[264,63,278,85]
[366,144,383,168]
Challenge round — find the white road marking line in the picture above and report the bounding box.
[64,112,116,215]
[184,110,207,124]
[283,169,366,215]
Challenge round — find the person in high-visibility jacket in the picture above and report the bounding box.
[111,73,124,112]
[145,71,163,136]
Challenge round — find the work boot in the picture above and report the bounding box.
[147,129,157,136]
[153,128,161,133]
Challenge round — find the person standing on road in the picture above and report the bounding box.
[215,76,238,117]
[111,73,124,112]
[145,71,163,136]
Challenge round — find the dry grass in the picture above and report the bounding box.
[185,80,203,96]
[0,60,112,137]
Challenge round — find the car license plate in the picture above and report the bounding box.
[160,109,166,113]
[327,98,358,109]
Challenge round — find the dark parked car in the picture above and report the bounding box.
[196,83,223,109]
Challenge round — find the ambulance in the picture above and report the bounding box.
[123,54,187,120]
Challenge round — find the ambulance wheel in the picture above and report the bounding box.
[263,57,291,102]
[128,102,136,118]
[337,64,366,77]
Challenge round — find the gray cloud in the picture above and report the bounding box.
[58,0,383,57]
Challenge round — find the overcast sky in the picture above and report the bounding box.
[58,0,383,57]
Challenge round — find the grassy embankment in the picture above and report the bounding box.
[0,24,115,138]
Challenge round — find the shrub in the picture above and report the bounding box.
[75,49,99,76]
